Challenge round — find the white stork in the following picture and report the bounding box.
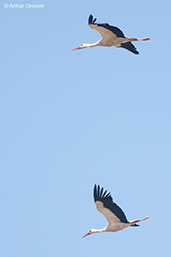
[82,185,149,238]
[71,15,150,54]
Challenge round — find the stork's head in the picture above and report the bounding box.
[81,229,96,238]
[70,43,89,51]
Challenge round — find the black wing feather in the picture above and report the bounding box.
[88,14,97,25]
[98,24,125,38]
[120,42,139,55]
[88,14,125,38]
[94,184,129,223]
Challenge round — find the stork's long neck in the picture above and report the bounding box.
[92,227,107,233]
[85,40,102,48]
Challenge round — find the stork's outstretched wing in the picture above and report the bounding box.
[88,14,125,40]
[120,42,139,54]
[94,185,129,225]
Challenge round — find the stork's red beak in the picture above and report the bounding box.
[70,46,81,51]
[81,232,90,238]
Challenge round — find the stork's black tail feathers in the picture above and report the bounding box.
[131,224,140,227]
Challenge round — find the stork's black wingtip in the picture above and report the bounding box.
[88,14,97,25]
[134,49,139,54]
[93,184,97,202]
[88,14,93,25]
[133,50,139,55]
[131,224,140,227]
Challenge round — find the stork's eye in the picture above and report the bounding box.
[80,44,83,46]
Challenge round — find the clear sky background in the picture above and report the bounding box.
[1,0,171,256]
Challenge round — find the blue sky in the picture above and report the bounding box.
[0,0,171,256]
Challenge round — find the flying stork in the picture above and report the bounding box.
[71,15,150,54]
[82,185,149,238]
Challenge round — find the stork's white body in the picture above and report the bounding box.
[88,24,138,47]
[107,222,129,232]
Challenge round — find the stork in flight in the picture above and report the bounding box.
[71,15,150,54]
[82,185,149,238]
